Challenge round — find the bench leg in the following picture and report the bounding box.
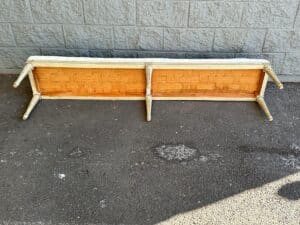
[13,64,33,88]
[23,94,40,120]
[146,95,152,122]
[256,96,273,121]
[145,65,153,122]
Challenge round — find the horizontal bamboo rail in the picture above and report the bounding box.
[14,56,283,121]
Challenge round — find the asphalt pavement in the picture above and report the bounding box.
[0,75,299,225]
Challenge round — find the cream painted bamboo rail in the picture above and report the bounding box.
[13,56,283,121]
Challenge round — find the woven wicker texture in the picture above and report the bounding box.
[152,69,263,97]
[34,67,146,97]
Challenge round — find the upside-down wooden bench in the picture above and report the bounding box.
[14,56,283,121]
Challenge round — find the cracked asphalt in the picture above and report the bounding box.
[0,75,299,225]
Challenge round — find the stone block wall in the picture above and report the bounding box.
[0,0,299,81]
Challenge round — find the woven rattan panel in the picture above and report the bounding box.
[34,67,263,98]
[34,67,146,97]
[152,69,264,98]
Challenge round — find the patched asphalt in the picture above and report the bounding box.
[0,75,299,225]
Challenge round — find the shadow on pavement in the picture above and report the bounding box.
[278,181,300,200]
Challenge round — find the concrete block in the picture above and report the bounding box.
[0,24,15,47]
[114,27,163,50]
[89,50,113,58]
[236,53,285,74]
[0,0,32,22]
[164,28,214,51]
[12,24,65,48]
[186,52,235,59]
[0,48,40,69]
[112,50,186,59]
[112,51,139,58]
[214,29,266,52]
[282,53,300,74]
[241,1,298,28]
[264,30,300,52]
[83,0,135,25]
[137,51,186,59]
[189,1,243,27]
[64,25,113,49]
[295,11,300,29]
[41,48,89,57]
[31,0,84,24]
[137,0,189,27]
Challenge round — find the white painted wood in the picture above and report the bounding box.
[29,62,264,70]
[145,65,153,121]
[41,95,257,101]
[27,56,270,66]
[23,94,40,120]
[146,96,152,122]
[259,73,269,97]
[13,63,33,88]
[27,56,268,70]
[41,96,146,100]
[152,97,257,101]
[256,96,273,121]
[28,71,39,95]
[264,65,283,89]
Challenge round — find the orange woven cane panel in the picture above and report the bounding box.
[152,69,264,98]
[33,67,146,97]
[33,67,264,98]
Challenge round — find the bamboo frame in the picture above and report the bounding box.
[13,63,33,88]
[263,64,283,89]
[145,65,153,121]
[13,56,283,121]
[257,96,273,121]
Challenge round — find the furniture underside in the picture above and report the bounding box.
[33,67,264,99]
[13,57,283,121]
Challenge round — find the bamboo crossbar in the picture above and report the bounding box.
[14,56,283,121]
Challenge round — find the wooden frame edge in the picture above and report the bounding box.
[30,62,265,70]
[40,96,257,102]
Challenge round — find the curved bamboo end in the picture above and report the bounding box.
[257,96,273,122]
[13,63,34,88]
[13,82,18,88]
[146,95,152,122]
[22,94,40,121]
[264,65,283,90]
[278,84,284,90]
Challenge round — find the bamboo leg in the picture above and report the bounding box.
[13,64,33,88]
[264,65,283,90]
[146,95,152,122]
[23,94,40,120]
[145,65,153,122]
[256,96,273,121]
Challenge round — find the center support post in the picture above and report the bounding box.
[145,65,153,122]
